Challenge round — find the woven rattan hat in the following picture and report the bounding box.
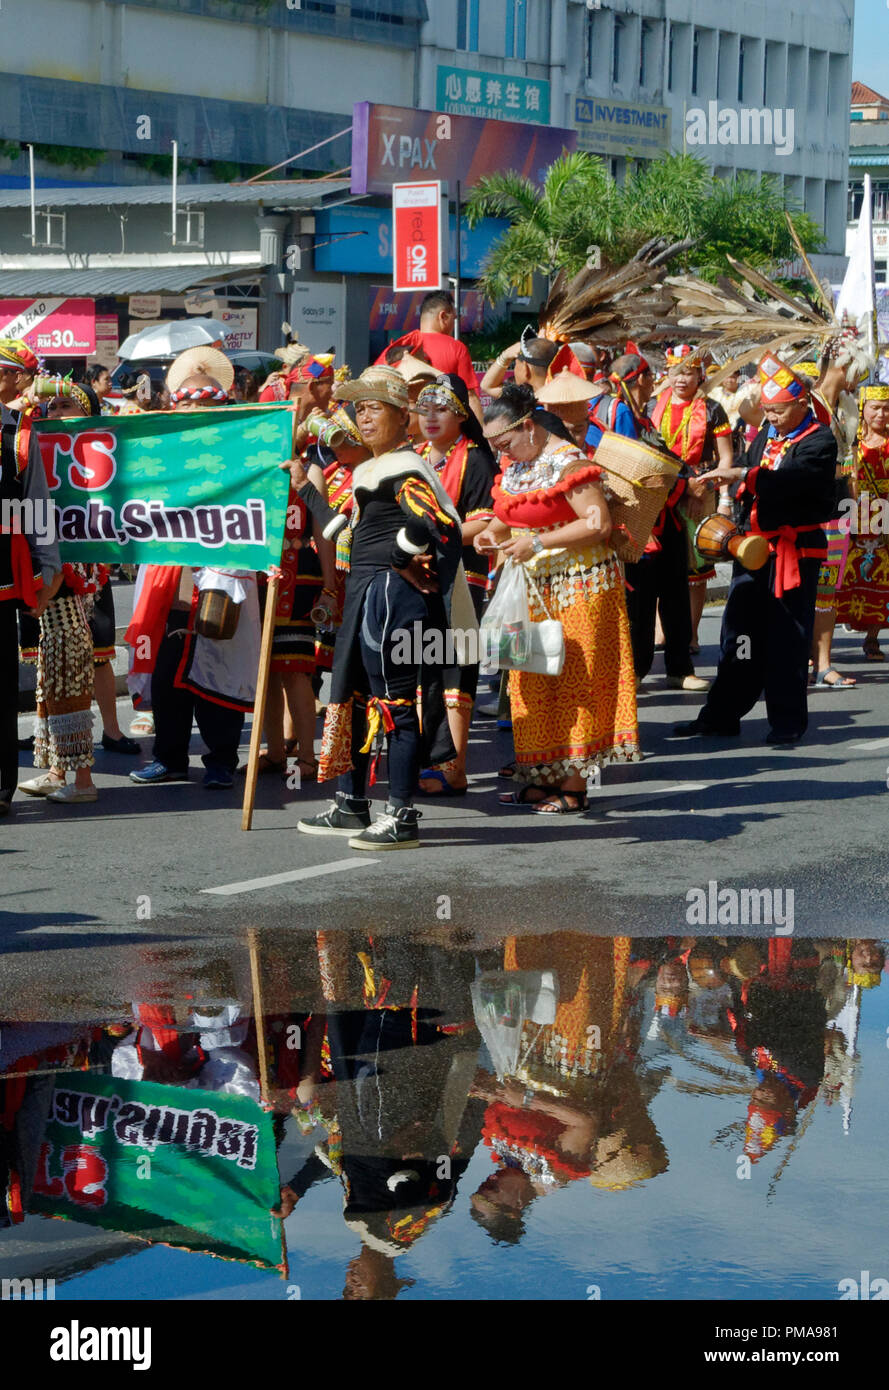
[335,364,409,409]
[166,346,234,394]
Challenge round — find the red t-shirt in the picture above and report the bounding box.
[375,330,479,394]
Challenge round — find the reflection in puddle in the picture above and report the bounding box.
[1,932,887,1300]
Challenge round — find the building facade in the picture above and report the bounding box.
[0,0,856,369]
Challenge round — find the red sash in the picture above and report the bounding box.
[747,420,824,597]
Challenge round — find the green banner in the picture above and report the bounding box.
[36,405,292,569]
[31,1072,285,1271]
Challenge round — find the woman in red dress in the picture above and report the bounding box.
[475,384,639,814]
[836,385,889,658]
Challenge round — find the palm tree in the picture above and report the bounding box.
[465,151,822,301]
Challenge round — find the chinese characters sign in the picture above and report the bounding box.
[436,65,550,126]
[392,181,444,293]
[574,97,671,159]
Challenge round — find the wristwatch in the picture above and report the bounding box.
[530,533,545,555]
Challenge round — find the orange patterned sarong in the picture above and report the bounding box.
[509,544,640,785]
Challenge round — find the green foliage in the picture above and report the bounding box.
[463,316,536,363]
[0,140,21,161]
[33,144,105,171]
[465,151,824,301]
[209,161,241,183]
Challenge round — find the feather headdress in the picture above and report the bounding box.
[538,237,695,346]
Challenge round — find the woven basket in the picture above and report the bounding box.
[594,431,681,563]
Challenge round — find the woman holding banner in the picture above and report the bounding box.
[19,379,103,805]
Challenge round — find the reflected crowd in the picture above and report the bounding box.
[1,930,885,1299]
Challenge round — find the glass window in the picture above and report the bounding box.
[668,23,674,91]
[613,15,623,84]
[506,0,527,62]
[457,0,478,52]
[692,28,699,95]
[738,37,745,103]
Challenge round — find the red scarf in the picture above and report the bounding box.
[125,565,182,673]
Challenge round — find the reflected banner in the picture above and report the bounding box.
[35,407,291,568]
[31,1073,285,1271]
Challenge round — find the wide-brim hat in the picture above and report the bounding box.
[166,345,234,394]
[536,368,605,405]
[394,353,439,385]
[275,341,310,368]
[335,364,409,410]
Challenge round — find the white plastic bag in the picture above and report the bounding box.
[479,559,565,677]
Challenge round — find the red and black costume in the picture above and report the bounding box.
[693,410,836,740]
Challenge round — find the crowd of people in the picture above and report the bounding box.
[2,288,888,847]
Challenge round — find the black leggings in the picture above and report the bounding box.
[339,570,427,807]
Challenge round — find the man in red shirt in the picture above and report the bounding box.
[375,291,481,419]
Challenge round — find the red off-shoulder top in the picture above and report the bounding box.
[492,460,602,529]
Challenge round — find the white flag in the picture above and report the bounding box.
[836,172,876,359]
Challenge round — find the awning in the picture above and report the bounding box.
[0,264,265,296]
[849,154,889,166]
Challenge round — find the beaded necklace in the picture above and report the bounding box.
[659,395,697,456]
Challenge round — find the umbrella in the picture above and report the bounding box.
[118,318,230,361]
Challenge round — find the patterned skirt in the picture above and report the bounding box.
[33,594,94,771]
[509,544,640,785]
[815,522,850,615]
[836,536,889,630]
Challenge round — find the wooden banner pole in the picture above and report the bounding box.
[247,927,288,1279]
[241,569,279,831]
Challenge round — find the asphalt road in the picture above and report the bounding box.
[3,604,889,1011]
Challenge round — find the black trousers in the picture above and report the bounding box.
[699,552,821,738]
[151,612,244,772]
[0,601,20,801]
[340,570,428,807]
[624,518,693,679]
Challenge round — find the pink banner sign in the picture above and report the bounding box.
[0,297,96,356]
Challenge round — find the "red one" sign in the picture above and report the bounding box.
[392,181,444,294]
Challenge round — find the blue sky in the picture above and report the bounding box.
[853,0,889,96]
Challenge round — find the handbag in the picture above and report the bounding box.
[479,559,565,677]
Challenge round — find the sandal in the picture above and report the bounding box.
[289,757,317,783]
[498,785,549,806]
[498,761,517,778]
[257,753,287,775]
[863,638,886,662]
[418,769,467,797]
[813,668,856,687]
[530,792,589,815]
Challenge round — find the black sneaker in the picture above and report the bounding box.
[298,791,372,837]
[348,803,421,851]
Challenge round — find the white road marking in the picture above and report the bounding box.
[201,857,379,896]
[849,737,889,750]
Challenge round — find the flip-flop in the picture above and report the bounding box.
[813,668,856,687]
[418,769,467,797]
[499,761,517,778]
[531,792,589,815]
